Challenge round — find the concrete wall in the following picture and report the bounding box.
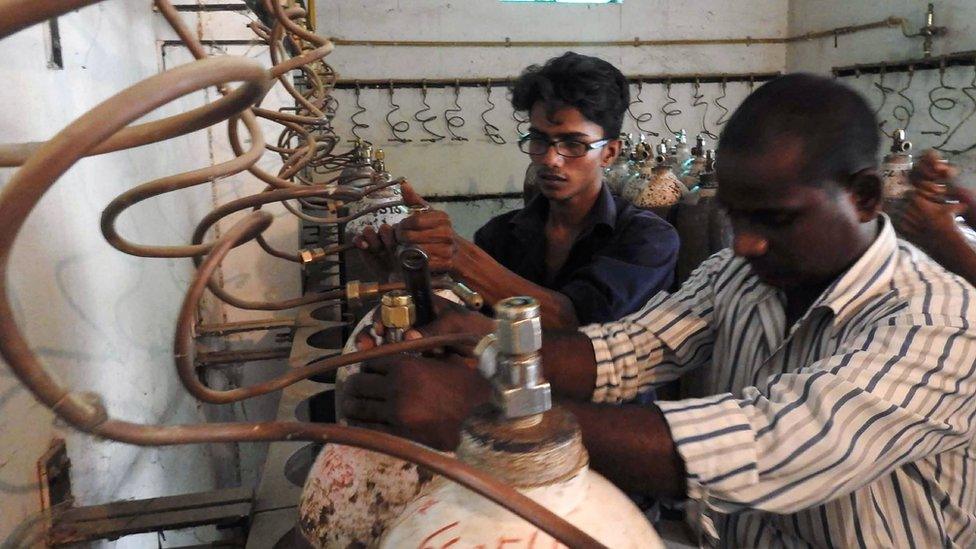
[316,0,788,227]
[787,1,976,179]
[0,3,292,547]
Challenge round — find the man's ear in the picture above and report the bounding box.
[847,168,883,222]
[602,138,622,167]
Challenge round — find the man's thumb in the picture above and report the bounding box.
[400,181,429,208]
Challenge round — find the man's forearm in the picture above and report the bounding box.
[558,399,687,498]
[539,329,599,400]
[453,237,580,328]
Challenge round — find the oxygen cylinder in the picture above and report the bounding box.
[604,133,635,196]
[380,297,663,548]
[343,149,411,237]
[336,139,375,186]
[681,134,708,189]
[881,129,913,222]
[622,141,684,220]
[671,129,692,171]
[298,290,436,548]
[673,150,733,285]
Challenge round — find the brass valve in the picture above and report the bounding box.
[345,280,380,306]
[380,290,416,331]
[299,246,330,265]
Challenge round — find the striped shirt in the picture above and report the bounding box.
[581,215,976,547]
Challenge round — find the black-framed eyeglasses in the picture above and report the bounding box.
[517,133,611,158]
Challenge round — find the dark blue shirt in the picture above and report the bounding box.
[474,183,679,324]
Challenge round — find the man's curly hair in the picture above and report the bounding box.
[511,51,629,138]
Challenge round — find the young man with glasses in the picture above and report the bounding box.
[355,52,679,328]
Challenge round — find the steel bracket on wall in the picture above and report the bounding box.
[46,487,253,546]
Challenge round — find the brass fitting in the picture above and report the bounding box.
[450,280,484,310]
[380,290,416,329]
[299,246,329,265]
[345,280,380,305]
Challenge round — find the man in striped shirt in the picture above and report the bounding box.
[345,74,976,547]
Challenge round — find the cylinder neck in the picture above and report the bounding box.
[456,405,588,487]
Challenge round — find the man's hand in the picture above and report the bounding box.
[341,353,491,451]
[356,294,495,354]
[394,182,460,274]
[353,224,397,279]
[896,150,969,254]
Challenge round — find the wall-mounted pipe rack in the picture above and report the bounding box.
[832,50,976,77]
[332,71,782,90]
[328,17,903,49]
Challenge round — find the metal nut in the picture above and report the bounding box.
[496,316,541,355]
[345,280,379,305]
[491,381,552,419]
[299,247,325,265]
[380,290,415,329]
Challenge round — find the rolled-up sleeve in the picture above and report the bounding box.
[580,251,724,404]
[561,213,679,324]
[658,314,976,514]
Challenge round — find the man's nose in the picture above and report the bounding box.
[733,231,769,258]
[540,144,562,168]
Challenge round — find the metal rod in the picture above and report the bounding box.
[161,39,266,48]
[833,50,976,77]
[195,348,292,366]
[425,192,523,203]
[196,318,295,337]
[328,17,903,49]
[333,72,782,90]
[172,3,249,11]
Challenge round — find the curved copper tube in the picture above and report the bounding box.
[188,185,404,311]
[267,10,325,116]
[0,0,102,47]
[0,3,606,547]
[253,107,325,126]
[99,114,266,258]
[0,69,270,168]
[176,221,480,403]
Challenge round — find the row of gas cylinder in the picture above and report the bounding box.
[524,129,732,285]
[525,128,917,285]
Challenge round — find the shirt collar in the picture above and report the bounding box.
[814,214,898,327]
[510,181,618,236]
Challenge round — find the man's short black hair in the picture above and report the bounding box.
[719,73,880,186]
[511,51,629,138]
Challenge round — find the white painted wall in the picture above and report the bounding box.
[787,1,976,180]
[0,3,295,547]
[316,0,788,211]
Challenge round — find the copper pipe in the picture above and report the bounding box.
[99,115,266,258]
[0,0,102,44]
[329,17,903,48]
[195,347,293,367]
[0,30,273,426]
[252,107,325,126]
[0,72,269,168]
[176,222,479,402]
[267,13,325,117]
[0,4,605,547]
[196,318,296,337]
